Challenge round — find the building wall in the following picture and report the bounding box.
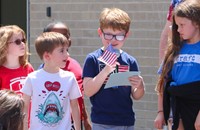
[29,0,170,129]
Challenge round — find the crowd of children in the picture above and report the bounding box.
[1,0,200,130]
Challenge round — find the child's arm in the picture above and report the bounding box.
[83,64,116,97]
[71,98,81,130]
[195,110,200,129]
[82,105,92,130]
[129,75,145,100]
[154,94,165,129]
[22,93,31,130]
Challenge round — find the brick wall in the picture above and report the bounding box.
[29,0,170,129]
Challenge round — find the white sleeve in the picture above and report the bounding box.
[20,76,33,96]
[69,75,82,100]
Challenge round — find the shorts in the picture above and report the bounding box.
[92,123,134,130]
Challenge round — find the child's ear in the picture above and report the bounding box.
[43,52,50,60]
[97,28,102,37]
[125,31,131,38]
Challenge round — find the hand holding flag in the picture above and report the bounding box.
[98,43,120,66]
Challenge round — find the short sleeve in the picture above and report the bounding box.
[20,76,33,96]
[69,75,82,100]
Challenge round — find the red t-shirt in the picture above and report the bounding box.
[0,63,34,95]
[62,57,84,120]
[0,63,34,128]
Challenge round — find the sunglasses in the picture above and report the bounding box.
[8,38,26,45]
[102,30,126,41]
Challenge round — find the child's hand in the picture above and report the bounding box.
[128,75,144,90]
[83,118,92,130]
[195,111,200,130]
[103,62,120,74]
[154,112,165,129]
[129,75,145,100]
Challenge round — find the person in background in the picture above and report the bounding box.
[82,7,145,130]
[0,25,34,95]
[155,0,200,129]
[21,32,82,130]
[0,89,25,130]
[159,0,183,63]
[40,21,91,130]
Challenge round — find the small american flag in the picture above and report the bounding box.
[98,44,119,66]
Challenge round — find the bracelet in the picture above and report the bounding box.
[157,110,163,113]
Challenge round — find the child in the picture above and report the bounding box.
[82,7,145,130]
[42,21,91,130]
[155,0,200,130]
[155,1,184,130]
[0,25,34,95]
[0,89,25,130]
[21,32,82,130]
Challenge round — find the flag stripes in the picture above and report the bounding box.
[98,49,117,65]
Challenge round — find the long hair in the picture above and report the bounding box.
[0,25,29,67]
[155,0,200,93]
[0,90,24,130]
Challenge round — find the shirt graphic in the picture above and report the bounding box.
[36,81,64,127]
[10,76,26,95]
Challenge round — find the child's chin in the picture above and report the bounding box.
[60,64,66,68]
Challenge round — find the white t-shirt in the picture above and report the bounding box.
[21,69,82,130]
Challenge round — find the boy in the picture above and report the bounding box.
[21,32,82,130]
[82,7,145,130]
[41,21,91,130]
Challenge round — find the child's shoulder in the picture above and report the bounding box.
[27,68,41,77]
[121,50,137,60]
[24,62,34,72]
[59,69,76,78]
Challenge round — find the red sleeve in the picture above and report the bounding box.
[167,3,174,21]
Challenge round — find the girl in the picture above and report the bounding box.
[0,25,34,95]
[154,0,200,130]
[0,89,25,130]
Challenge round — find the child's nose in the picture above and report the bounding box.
[66,51,69,57]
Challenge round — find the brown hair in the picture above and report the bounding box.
[0,89,24,130]
[35,32,69,60]
[99,7,131,33]
[0,25,29,67]
[156,0,200,93]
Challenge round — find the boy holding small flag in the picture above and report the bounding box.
[82,7,145,130]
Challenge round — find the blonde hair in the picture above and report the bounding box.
[35,32,69,60]
[0,25,29,67]
[155,0,200,93]
[99,7,131,33]
[0,89,24,130]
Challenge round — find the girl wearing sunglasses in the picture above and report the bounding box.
[0,25,34,95]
